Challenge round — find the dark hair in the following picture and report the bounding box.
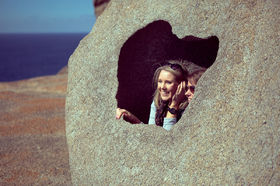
[188,68,206,85]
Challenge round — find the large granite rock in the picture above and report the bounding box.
[66,0,280,185]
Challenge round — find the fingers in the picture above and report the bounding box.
[172,82,187,105]
[176,82,185,95]
[175,82,181,94]
[178,82,182,93]
[182,81,186,90]
[116,108,127,119]
[116,108,122,119]
[117,108,141,124]
[181,81,186,95]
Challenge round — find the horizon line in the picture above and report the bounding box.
[0,32,89,34]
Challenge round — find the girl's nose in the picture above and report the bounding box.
[185,89,191,96]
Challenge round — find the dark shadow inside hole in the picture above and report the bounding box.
[116,20,219,123]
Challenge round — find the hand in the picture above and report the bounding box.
[170,81,187,108]
[116,108,141,124]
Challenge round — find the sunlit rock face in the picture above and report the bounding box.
[66,0,280,185]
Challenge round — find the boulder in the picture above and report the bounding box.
[66,0,280,185]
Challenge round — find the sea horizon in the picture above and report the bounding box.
[0,32,88,35]
[0,33,87,82]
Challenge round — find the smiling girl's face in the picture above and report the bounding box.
[157,70,178,102]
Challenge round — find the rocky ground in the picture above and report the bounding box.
[0,72,72,185]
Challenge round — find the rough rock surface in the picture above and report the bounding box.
[0,74,72,185]
[66,0,280,185]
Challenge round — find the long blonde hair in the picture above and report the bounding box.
[152,61,189,110]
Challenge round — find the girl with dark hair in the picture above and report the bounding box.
[185,68,206,103]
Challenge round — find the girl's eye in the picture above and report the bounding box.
[158,80,162,83]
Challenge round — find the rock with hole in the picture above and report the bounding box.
[66,0,280,185]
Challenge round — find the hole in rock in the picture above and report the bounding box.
[116,20,219,124]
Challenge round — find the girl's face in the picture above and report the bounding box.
[157,70,178,102]
[185,80,195,103]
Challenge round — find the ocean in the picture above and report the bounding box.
[0,33,86,82]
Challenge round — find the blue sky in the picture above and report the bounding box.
[0,0,96,33]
